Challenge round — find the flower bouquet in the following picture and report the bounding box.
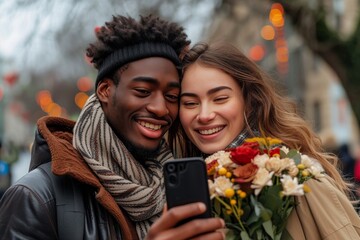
[205,137,324,240]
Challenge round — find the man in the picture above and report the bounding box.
[0,15,224,240]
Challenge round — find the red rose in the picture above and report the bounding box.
[230,142,260,165]
[269,148,280,156]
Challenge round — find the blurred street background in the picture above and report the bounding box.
[1,0,360,200]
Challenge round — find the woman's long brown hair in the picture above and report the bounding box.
[168,42,350,195]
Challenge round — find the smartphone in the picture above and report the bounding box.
[163,157,212,224]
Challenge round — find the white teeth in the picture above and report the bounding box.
[138,121,162,131]
[199,127,223,135]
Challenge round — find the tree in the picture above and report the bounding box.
[269,0,360,128]
[0,0,217,144]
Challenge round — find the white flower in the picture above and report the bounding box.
[301,155,324,178]
[251,168,274,195]
[281,146,290,154]
[265,156,290,175]
[308,165,325,179]
[281,175,304,196]
[205,151,225,164]
[253,154,270,168]
[301,154,313,168]
[213,176,234,197]
[216,151,233,168]
[287,164,299,177]
[208,179,216,199]
[280,158,299,177]
[205,151,233,168]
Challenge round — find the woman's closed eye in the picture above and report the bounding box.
[181,100,199,108]
[214,96,229,103]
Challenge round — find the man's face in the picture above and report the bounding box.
[98,57,180,152]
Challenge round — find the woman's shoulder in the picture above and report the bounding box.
[286,174,360,239]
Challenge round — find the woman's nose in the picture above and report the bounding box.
[197,105,215,123]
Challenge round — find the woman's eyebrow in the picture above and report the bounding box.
[207,86,232,95]
[180,86,232,98]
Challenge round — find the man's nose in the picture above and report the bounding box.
[146,94,169,116]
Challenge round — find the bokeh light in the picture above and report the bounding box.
[261,25,275,40]
[36,90,53,111]
[77,76,93,92]
[75,92,89,109]
[276,46,289,63]
[0,87,3,101]
[249,45,265,62]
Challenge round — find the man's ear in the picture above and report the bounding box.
[96,78,113,103]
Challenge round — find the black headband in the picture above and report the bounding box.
[95,42,182,88]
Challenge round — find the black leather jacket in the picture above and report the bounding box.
[0,117,137,240]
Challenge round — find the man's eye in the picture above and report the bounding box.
[135,89,150,96]
[166,94,179,102]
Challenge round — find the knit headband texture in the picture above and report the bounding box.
[96,42,182,88]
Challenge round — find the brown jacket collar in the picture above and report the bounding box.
[36,116,138,240]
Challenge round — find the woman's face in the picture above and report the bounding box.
[180,63,245,154]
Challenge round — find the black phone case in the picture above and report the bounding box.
[163,157,212,223]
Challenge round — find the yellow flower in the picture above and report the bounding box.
[302,169,309,177]
[268,137,282,146]
[218,167,227,176]
[239,191,247,199]
[246,137,266,145]
[297,163,305,170]
[303,184,311,193]
[226,172,232,178]
[225,188,235,198]
[230,199,237,205]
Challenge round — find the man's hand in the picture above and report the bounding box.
[146,202,225,240]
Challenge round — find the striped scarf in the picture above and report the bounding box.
[73,94,173,239]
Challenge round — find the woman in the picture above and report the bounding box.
[169,42,360,239]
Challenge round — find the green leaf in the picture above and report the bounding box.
[242,204,251,220]
[226,222,243,232]
[262,220,275,239]
[256,229,264,239]
[225,228,239,240]
[287,149,301,164]
[280,149,287,159]
[251,195,272,221]
[251,195,261,217]
[259,185,282,212]
[214,199,221,215]
[246,211,260,225]
[249,219,263,236]
[240,231,252,240]
[260,208,272,221]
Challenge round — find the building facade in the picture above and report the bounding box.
[204,0,359,153]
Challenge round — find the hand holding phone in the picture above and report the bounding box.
[163,157,212,224]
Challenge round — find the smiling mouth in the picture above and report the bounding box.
[198,126,224,135]
[138,121,162,131]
